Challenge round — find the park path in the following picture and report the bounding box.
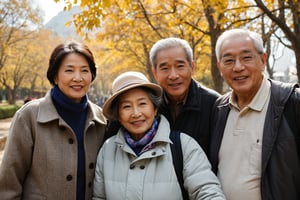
[0,117,12,164]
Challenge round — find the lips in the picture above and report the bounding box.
[168,82,182,88]
[71,85,83,90]
[233,76,248,81]
[131,120,145,126]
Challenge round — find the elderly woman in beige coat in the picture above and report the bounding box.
[0,41,106,200]
[92,71,225,200]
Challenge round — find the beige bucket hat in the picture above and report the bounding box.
[102,71,162,119]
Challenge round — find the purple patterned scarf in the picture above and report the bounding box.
[124,118,159,156]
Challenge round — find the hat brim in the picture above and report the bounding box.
[102,83,162,120]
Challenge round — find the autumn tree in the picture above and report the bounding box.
[57,0,299,94]
[0,0,42,72]
[0,31,34,104]
[0,29,60,104]
[54,0,254,93]
[59,0,217,89]
[0,0,41,103]
[200,0,299,86]
[254,0,300,83]
[22,29,61,99]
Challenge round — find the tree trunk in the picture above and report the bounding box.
[295,49,300,84]
[203,4,224,93]
[6,88,16,105]
[211,56,223,93]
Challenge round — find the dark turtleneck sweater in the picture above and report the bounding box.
[51,86,88,200]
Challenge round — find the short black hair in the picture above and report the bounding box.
[47,41,97,85]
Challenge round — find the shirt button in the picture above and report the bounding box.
[88,182,92,188]
[130,164,135,169]
[89,162,94,169]
[152,152,156,156]
[68,138,74,144]
[140,165,145,170]
[66,174,73,181]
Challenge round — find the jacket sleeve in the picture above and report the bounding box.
[0,111,34,199]
[288,87,300,159]
[180,133,226,200]
[92,145,106,200]
[293,87,300,134]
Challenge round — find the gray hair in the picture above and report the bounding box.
[215,29,265,61]
[149,37,193,68]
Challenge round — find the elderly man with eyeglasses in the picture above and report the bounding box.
[209,28,300,200]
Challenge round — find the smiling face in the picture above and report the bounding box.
[217,35,267,100]
[152,47,194,104]
[54,53,92,103]
[118,88,157,141]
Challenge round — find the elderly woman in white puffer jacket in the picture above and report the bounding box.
[92,71,226,200]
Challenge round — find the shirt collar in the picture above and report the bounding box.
[229,76,271,111]
[163,91,188,105]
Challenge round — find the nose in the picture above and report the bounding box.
[73,72,83,81]
[168,67,179,80]
[131,106,141,118]
[232,59,245,71]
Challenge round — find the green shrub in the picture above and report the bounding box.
[0,104,21,119]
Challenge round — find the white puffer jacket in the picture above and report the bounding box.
[93,115,225,200]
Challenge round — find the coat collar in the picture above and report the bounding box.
[36,90,106,125]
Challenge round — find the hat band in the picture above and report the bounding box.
[113,82,146,93]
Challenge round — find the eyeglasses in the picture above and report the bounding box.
[220,52,260,69]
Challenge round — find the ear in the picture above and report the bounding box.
[191,61,195,75]
[217,61,222,73]
[54,76,58,85]
[260,52,268,71]
[151,67,158,81]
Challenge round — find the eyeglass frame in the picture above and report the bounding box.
[220,51,263,69]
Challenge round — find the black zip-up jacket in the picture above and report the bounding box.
[209,79,300,200]
[159,78,220,155]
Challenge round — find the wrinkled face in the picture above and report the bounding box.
[152,47,194,103]
[217,35,266,98]
[54,53,92,103]
[118,88,157,141]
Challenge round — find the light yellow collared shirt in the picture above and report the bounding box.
[218,76,271,200]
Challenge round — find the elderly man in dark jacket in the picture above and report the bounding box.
[209,28,300,200]
[149,37,220,155]
[158,78,219,154]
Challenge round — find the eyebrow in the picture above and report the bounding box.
[64,64,89,68]
[157,61,168,68]
[222,49,252,57]
[157,59,186,68]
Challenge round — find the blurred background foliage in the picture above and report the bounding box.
[1,0,299,105]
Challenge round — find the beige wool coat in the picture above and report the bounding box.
[0,91,106,200]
